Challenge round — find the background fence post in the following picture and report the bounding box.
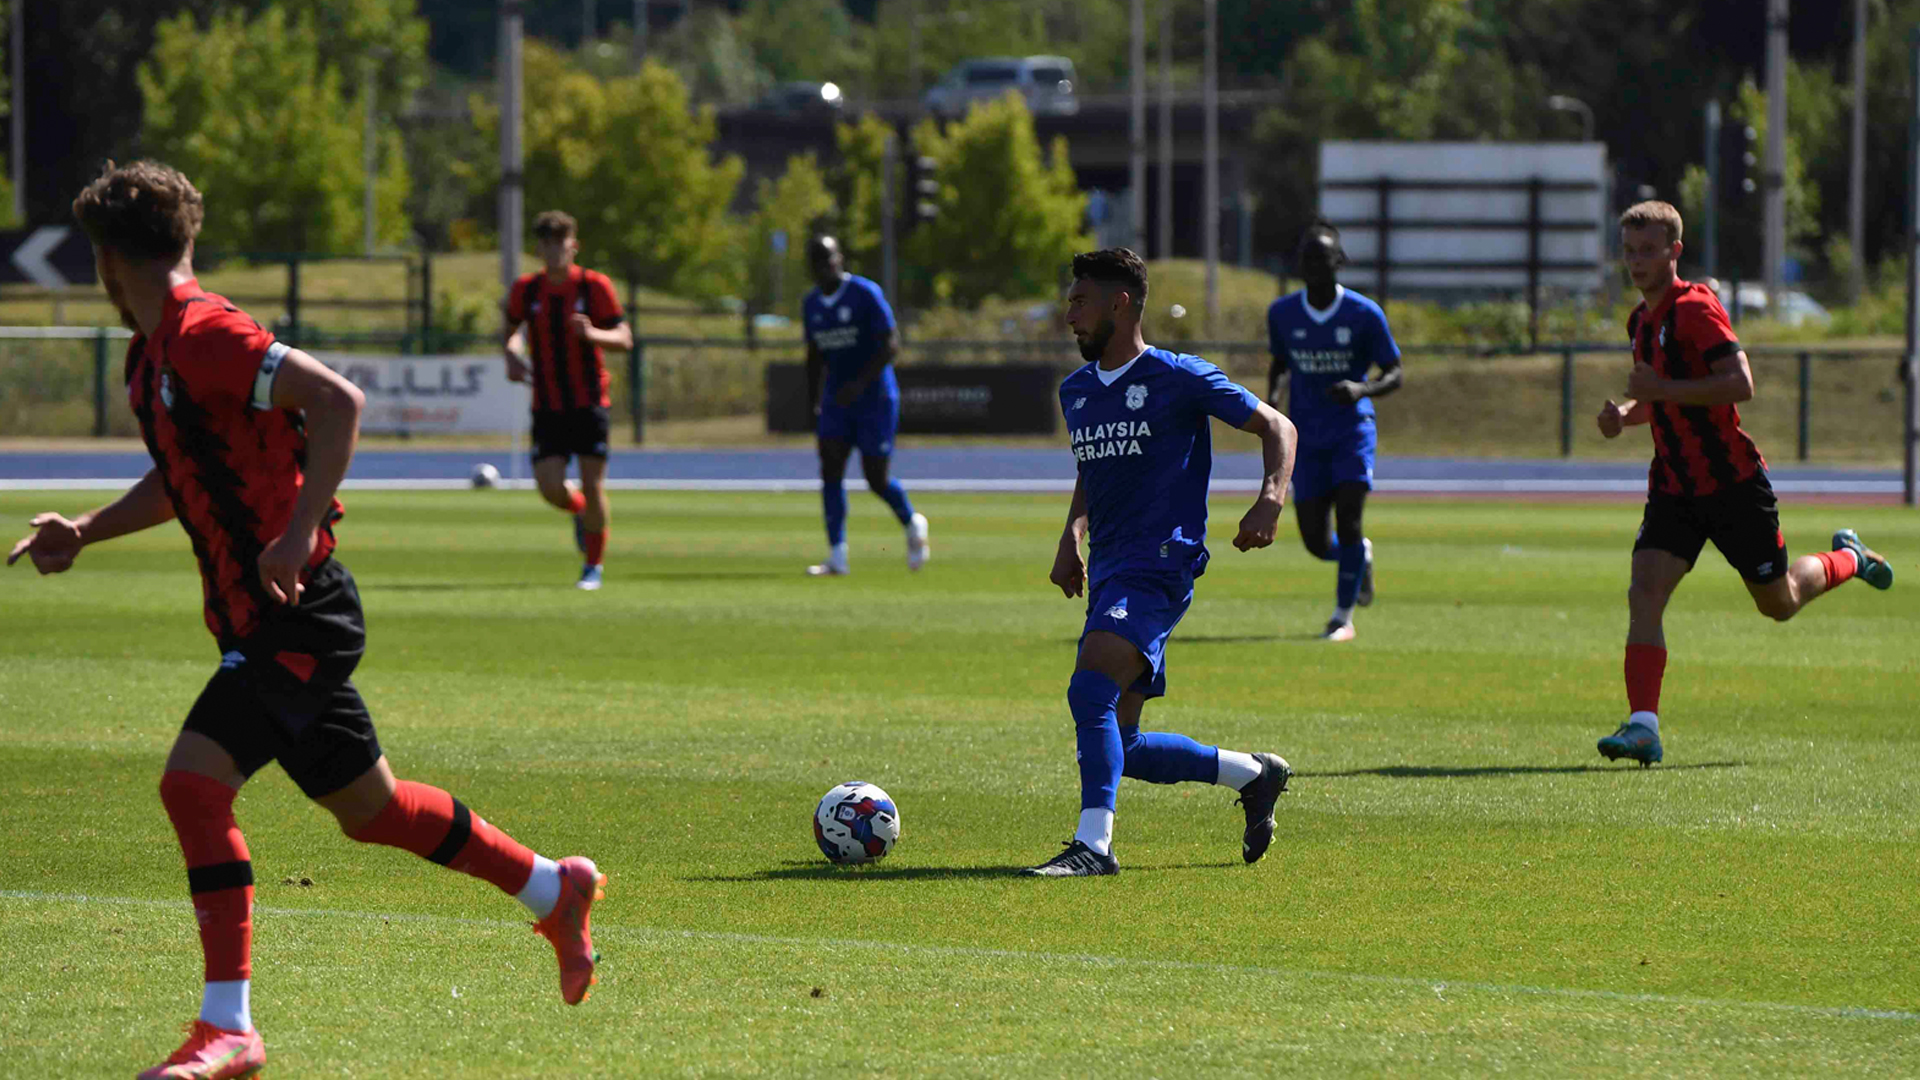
[630,337,647,446]
[1797,351,1811,462]
[420,253,435,353]
[93,327,109,438]
[1559,347,1574,457]
[285,257,301,346]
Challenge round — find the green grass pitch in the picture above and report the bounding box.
[2,489,1917,1077]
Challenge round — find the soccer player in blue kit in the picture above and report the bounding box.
[1027,248,1299,877]
[1267,220,1402,641]
[801,235,930,576]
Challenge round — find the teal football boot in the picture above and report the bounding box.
[1597,722,1663,767]
[1832,529,1893,591]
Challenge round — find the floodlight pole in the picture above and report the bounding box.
[1762,0,1787,319]
[1129,0,1146,254]
[881,132,898,307]
[10,0,23,223]
[1905,28,1919,507]
[500,1,526,484]
[1849,0,1868,301]
[363,59,378,256]
[1203,0,1219,332]
[1704,101,1720,280]
[1156,0,1172,261]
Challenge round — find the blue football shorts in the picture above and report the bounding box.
[1079,570,1195,700]
[1291,420,1376,503]
[817,394,900,459]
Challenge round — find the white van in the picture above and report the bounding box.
[922,56,1079,118]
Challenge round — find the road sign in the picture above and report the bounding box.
[0,227,97,287]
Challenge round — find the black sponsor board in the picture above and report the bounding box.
[766,363,1059,435]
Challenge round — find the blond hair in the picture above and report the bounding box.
[1618,201,1683,245]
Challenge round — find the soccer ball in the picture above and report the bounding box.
[813,781,899,865]
[470,462,501,489]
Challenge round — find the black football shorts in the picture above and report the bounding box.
[531,406,611,463]
[1633,475,1788,584]
[182,558,383,799]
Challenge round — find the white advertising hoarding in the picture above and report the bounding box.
[1319,142,1609,293]
[314,353,529,435]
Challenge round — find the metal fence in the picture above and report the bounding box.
[0,326,1907,470]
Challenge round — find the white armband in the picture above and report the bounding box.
[251,341,291,410]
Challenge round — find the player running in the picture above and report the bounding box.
[501,210,632,590]
[9,162,604,1079]
[800,234,929,576]
[1594,201,1893,767]
[1266,220,1402,641]
[1028,248,1298,877]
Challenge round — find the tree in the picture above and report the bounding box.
[827,112,895,274]
[904,95,1089,307]
[746,153,836,317]
[474,43,746,302]
[1677,67,1836,280]
[139,5,411,253]
[740,0,861,87]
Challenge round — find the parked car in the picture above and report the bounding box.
[755,81,844,115]
[1712,281,1832,328]
[922,56,1078,118]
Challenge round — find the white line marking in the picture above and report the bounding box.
[0,478,1903,495]
[4,889,1913,1022]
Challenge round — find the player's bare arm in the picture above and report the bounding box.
[1597,397,1652,438]
[1331,356,1403,405]
[805,340,826,415]
[1626,349,1754,407]
[834,332,899,409]
[258,347,365,604]
[568,312,632,352]
[500,308,531,383]
[1266,351,1289,406]
[7,468,176,575]
[1051,475,1090,598]
[1233,403,1295,551]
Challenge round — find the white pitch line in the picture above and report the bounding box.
[0,478,1903,495]
[4,889,1914,1023]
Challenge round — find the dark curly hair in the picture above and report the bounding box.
[1070,248,1148,314]
[533,209,578,241]
[71,160,204,263]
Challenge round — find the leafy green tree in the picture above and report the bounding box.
[740,0,861,86]
[473,43,746,302]
[827,113,895,273]
[904,95,1089,307]
[139,5,411,253]
[1677,67,1837,279]
[746,153,837,316]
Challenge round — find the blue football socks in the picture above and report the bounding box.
[1317,536,1342,563]
[1120,727,1220,785]
[822,481,848,546]
[1067,670,1124,812]
[874,479,915,527]
[1336,534,1366,609]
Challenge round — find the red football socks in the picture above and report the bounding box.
[159,770,253,982]
[349,780,537,896]
[1815,549,1858,589]
[1624,644,1667,716]
[566,490,587,515]
[584,529,607,567]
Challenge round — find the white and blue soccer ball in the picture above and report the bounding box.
[470,462,501,489]
[813,781,900,864]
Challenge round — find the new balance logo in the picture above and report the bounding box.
[219,651,246,670]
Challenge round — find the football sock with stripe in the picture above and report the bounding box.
[349,781,539,901]
[1119,727,1221,786]
[160,770,255,1031]
[1624,643,1666,726]
[874,479,915,526]
[1068,670,1125,854]
[823,481,848,546]
[1336,536,1367,609]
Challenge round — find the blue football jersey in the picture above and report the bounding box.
[803,274,898,407]
[1266,285,1400,446]
[1060,347,1260,585]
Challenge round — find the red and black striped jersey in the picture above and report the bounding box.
[505,266,624,411]
[1628,280,1766,497]
[126,279,341,648]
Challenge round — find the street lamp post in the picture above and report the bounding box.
[1547,95,1595,143]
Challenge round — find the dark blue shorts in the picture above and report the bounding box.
[1080,571,1195,700]
[1292,422,1376,502]
[817,397,899,459]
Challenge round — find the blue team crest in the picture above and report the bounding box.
[838,305,852,323]
[1125,384,1148,411]
[1335,326,1352,345]
[1292,328,1307,339]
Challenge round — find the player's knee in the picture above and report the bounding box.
[1754,593,1798,622]
[1626,582,1670,613]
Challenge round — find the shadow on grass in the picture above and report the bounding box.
[373,581,558,593]
[1302,761,1745,780]
[690,858,1242,883]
